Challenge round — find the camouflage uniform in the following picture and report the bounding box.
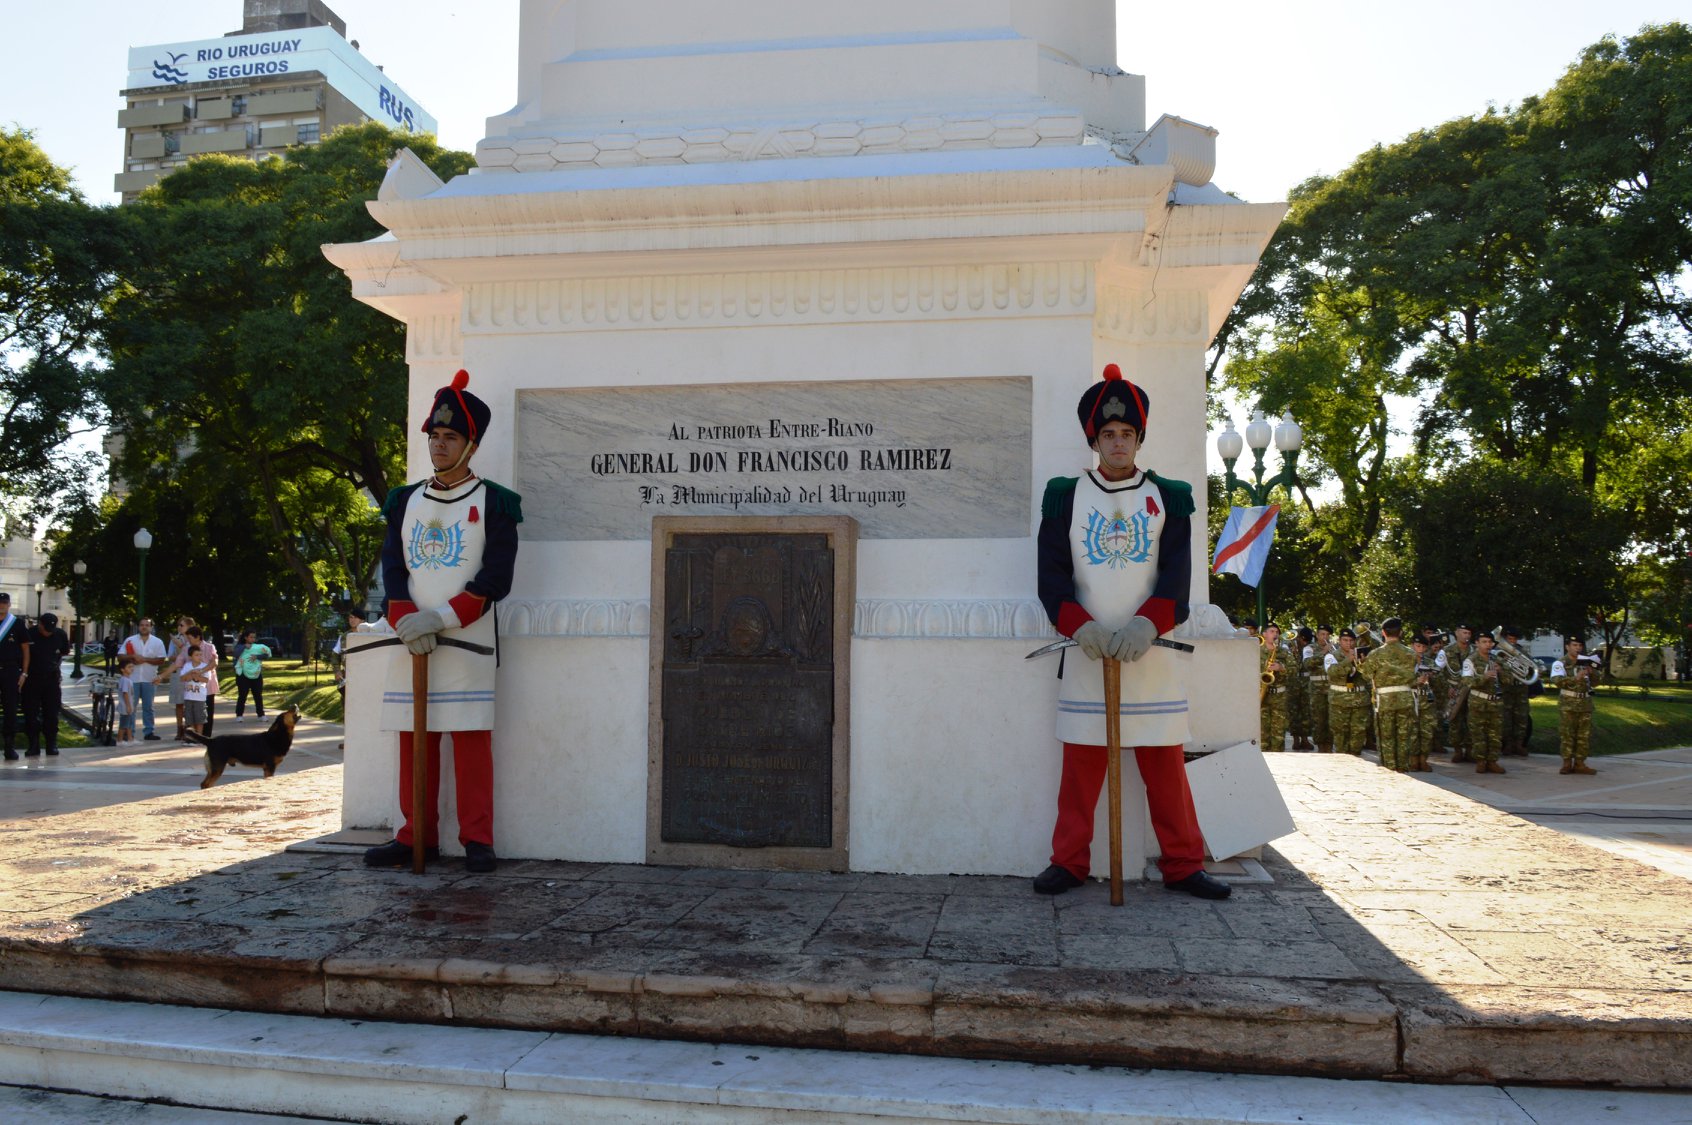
[1549,656,1598,774]
[1325,647,1370,756]
[1354,625,1379,750]
[1362,638,1417,772]
[1463,646,1505,769]
[1428,638,1452,752]
[1442,640,1475,759]
[1259,639,1294,751]
[1498,641,1532,756]
[1304,639,1334,752]
[1288,631,1313,749]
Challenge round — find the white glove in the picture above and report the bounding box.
[395,609,444,644]
[1072,620,1110,660]
[404,631,438,656]
[1110,616,1159,662]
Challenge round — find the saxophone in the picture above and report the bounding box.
[1259,636,1277,703]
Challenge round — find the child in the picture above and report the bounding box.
[116,657,136,747]
[180,643,210,737]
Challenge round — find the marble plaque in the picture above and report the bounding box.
[516,377,1031,540]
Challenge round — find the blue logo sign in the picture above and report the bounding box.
[1082,507,1152,569]
[152,52,189,84]
[407,518,466,571]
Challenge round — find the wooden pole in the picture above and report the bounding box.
[410,652,429,874]
[1103,655,1124,907]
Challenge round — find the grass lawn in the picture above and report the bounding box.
[1528,681,1692,756]
[216,659,343,723]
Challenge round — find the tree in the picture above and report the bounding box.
[99,123,473,620]
[0,128,120,523]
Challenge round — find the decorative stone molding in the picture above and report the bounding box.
[463,262,1095,333]
[404,314,463,363]
[1094,285,1209,343]
[477,112,1086,174]
[498,597,1241,642]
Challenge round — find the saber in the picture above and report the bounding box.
[1024,636,1194,660]
[1104,655,1124,907]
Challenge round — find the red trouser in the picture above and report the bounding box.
[396,730,494,848]
[1051,742,1206,882]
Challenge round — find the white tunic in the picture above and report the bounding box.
[1055,471,1192,747]
[381,479,499,733]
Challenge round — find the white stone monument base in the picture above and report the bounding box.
[343,627,1265,877]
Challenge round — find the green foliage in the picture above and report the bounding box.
[1213,24,1692,633]
[0,127,121,522]
[92,123,473,621]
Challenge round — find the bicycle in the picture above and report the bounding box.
[87,673,117,747]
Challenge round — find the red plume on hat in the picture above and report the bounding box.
[422,368,492,442]
[1077,363,1150,440]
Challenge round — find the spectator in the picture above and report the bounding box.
[187,626,219,736]
[162,616,196,741]
[180,642,210,738]
[233,629,271,722]
[116,656,136,747]
[0,592,24,761]
[333,607,368,750]
[21,612,70,757]
[102,633,118,672]
[120,618,167,741]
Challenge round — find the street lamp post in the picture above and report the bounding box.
[1216,409,1303,629]
[33,581,43,619]
[71,560,87,681]
[133,527,153,622]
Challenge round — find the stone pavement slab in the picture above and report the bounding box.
[0,753,1690,1086]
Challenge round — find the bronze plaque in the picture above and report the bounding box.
[649,517,855,870]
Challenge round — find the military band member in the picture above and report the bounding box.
[1549,638,1599,775]
[364,370,523,874]
[1362,617,1416,772]
[1427,630,1452,752]
[1409,631,1440,771]
[1303,624,1334,752]
[1032,364,1229,900]
[1288,626,1314,750]
[1259,622,1293,752]
[1498,624,1532,757]
[1440,624,1476,761]
[1462,631,1506,773]
[1352,620,1378,749]
[1325,628,1370,756]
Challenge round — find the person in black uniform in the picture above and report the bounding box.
[22,612,70,757]
[0,593,26,761]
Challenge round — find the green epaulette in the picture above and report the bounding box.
[1041,477,1079,519]
[481,480,525,523]
[380,481,422,519]
[1143,471,1195,518]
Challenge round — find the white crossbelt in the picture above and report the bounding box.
[1560,689,1589,698]
[1375,685,1411,695]
[1329,685,1364,693]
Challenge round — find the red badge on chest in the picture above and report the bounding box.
[468,505,479,523]
[1146,496,1160,516]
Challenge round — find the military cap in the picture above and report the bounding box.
[0,592,9,603]
[1316,623,1332,634]
[1382,617,1403,634]
[1077,363,1150,441]
[1337,628,1357,640]
[1502,624,1522,639]
[422,369,491,444]
[38,612,57,628]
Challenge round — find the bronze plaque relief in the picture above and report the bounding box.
[649,517,855,871]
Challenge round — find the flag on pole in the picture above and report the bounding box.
[1212,504,1280,588]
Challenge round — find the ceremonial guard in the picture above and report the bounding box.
[1497,625,1532,757]
[1288,626,1314,750]
[1549,638,1599,775]
[1462,631,1506,773]
[1440,624,1475,761]
[364,370,523,873]
[1362,617,1416,772]
[21,613,70,757]
[1409,631,1440,771]
[0,593,24,761]
[1258,622,1293,752]
[1325,628,1370,755]
[1031,364,1229,900]
[1303,624,1334,752]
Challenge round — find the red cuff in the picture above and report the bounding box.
[388,599,419,625]
[1134,597,1176,636]
[448,591,487,627]
[1056,601,1094,638]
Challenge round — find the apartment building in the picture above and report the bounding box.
[116,0,436,200]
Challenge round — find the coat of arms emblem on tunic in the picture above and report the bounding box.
[1083,507,1152,568]
[408,517,467,570]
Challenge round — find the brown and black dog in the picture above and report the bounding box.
[189,706,299,788]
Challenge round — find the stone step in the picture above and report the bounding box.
[2,991,1681,1125]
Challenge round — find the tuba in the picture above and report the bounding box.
[1493,634,1541,686]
